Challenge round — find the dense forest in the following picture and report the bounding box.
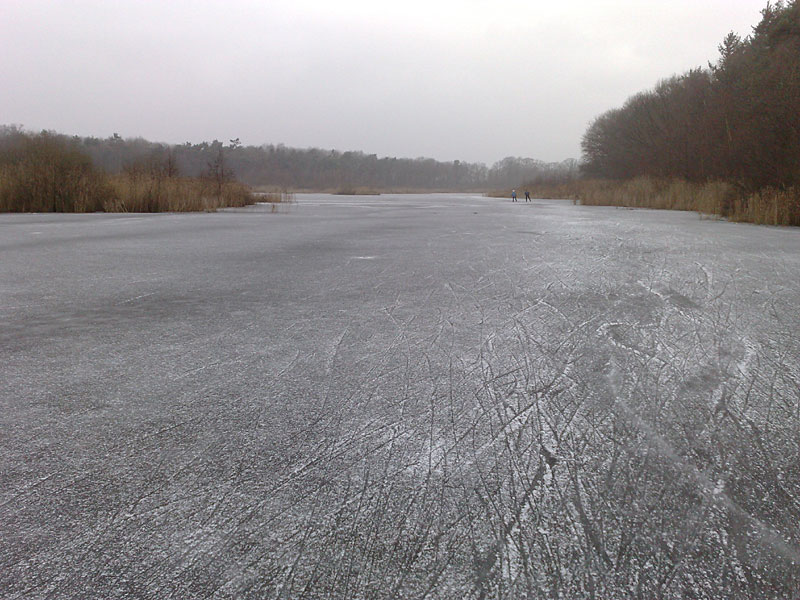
[0,126,577,194]
[581,1,799,192]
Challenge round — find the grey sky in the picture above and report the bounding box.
[1,0,766,164]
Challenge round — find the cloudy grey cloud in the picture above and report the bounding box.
[1,0,766,164]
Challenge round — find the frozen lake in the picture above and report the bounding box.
[2,194,799,598]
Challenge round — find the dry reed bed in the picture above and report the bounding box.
[0,132,259,213]
[0,168,258,213]
[106,175,256,212]
[529,177,800,227]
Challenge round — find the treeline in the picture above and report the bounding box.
[578,1,800,224]
[0,128,256,212]
[7,128,575,192]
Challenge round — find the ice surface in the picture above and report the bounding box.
[1,195,799,598]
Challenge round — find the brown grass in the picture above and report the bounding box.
[0,131,258,213]
[729,186,800,226]
[106,175,256,212]
[525,177,800,227]
[0,138,110,212]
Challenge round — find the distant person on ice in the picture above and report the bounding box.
[511,189,517,202]
[525,190,531,202]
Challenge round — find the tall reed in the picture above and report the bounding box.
[528,177,800,227]
[0,131,258,213]
[106,174,256,212]
[0,135,109,212]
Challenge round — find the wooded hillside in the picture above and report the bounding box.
[581,1,800,192]
[1,127,576,193]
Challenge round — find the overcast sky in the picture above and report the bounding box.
[1,0,766,164]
